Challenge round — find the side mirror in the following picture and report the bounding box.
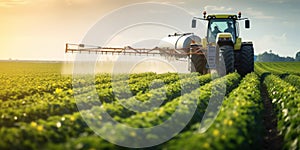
[192,19,196,28]
[245,20,250,29]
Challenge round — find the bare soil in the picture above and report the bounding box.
[261,83,283,150]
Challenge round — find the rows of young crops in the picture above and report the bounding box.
[255,62,300,75]
[0,72,188,127]
[44,73,241,150]
[0,62,299,149]
[166,73,263,149]
[0,73,240,150]
[255,62,300,150]
[283,74,300,90]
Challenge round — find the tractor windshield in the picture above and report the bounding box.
[207,19,236,43]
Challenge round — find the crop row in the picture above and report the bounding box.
[0,73,185,127]
[0,72,179,109]
[0,74,73,101]
[115,74,212,115]
[283,74,300,90]
[0,72,159,102]
[45,73,239,149]
[43,73,240,149]
[264,75,300,149]
[255,62,284,75]
[165,73,263,149]
[254,63,269,76]
[0,72,180,109]
[75,73,212,120]
[0,73,239,150]
[255,62,300,76]
[120,73,240,128]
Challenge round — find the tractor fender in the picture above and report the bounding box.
[235,41,253,50]
[241,41,253,46]
[234,38,242,50]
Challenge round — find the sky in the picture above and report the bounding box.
[0,0,300,60]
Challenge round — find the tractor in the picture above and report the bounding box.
[190,11,254,76]
[65,11,254,76]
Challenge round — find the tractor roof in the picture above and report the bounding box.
[206,14,238,20]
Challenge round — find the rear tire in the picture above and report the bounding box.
[191,54,207,74]
[236,45,254,76]
[219,45,234,76]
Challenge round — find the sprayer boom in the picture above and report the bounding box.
[65,43,204,57]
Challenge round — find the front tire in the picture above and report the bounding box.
[236,45,254,76]
[219,45,234,76]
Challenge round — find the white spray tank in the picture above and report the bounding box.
[158,33,202,71]
[158,33,202,54]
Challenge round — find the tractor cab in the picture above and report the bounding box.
[192,12,250,46]
[207,18,237,43]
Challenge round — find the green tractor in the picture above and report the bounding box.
[191,11,254,76]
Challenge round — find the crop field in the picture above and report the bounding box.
[255,62,300,76]
[0,61,299,150]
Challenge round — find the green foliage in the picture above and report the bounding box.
[255,62,300,76]
[43,73,241,150]
[283,75,300,90]
[264,75,300,150]
[165,73,263,150]
[0,72,180,127]
[0,62,299,150]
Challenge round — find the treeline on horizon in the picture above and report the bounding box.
[256,51,300,62]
